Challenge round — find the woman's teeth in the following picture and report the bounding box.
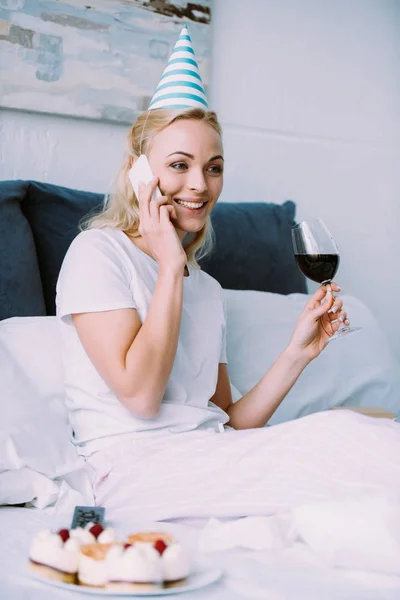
[175,200,205,209]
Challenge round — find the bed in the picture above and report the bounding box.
[2,503,400,600]
[1,180,400,598]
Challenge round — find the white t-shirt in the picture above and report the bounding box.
[56,228,229,456]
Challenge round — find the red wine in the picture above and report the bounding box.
[295,253,339,284]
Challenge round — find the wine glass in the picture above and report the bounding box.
[291,218,361,340]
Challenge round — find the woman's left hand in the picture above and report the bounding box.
[288,283,349,362]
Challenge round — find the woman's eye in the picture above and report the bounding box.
[170,162,187,171]
[208,165,223,175]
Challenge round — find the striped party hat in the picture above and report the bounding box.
[148,25,209,111]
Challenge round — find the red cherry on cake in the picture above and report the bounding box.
[58,529,70,543]
[89,524,104,539]
[123,543,132,550]
[154,539,168,555]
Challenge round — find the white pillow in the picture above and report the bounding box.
[0,316,64,402]
[292,492,400,576]
[0,322,93,509]
[224,290,400,424]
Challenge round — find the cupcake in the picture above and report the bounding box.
[160,541,190,588]
[28,528,80,583]
[106,542,163,591]
[127,532,190,588]
[78,542,118,587]
[29,522,119,587]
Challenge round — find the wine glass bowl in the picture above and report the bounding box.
[291,218,340,285]
[291,218,360,340]
[294,253,340,286]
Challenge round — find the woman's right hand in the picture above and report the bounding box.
[137,178,187,275]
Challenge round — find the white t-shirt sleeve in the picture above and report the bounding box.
[219,289,228,364]
[56,229,136,322]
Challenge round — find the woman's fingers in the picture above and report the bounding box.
[331,313,351,331]
[306,286,333,312]
[309,281,341,304]
[330,282,341,293]
[329,308,346,321]
[159,205,177,225]
[149,194,171,222]
[138,177,160,219]
[331,309,350,326]
[149,196,177,222]
[328,296,343,315]
[308,285,330,305]
[307,282,343,312]
[306,285,350,327]
[312,291,334,317]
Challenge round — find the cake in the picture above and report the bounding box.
[29,528,81,583]
[127,532,190,588]
[78,542,117,587]
[161,541,190,588]
[29,526,189,589]
[79,532,190,590]
[29,522,118,585]
[106,542,163,591]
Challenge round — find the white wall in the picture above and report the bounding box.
[1,0,399,359]
[210,0,400,359]
[0,109,126,193]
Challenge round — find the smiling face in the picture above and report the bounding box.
[147,119,224,235]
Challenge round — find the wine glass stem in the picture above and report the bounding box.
[325,281,337,307]
[325,281,344,331]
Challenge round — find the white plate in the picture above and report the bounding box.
[29,568,223,596]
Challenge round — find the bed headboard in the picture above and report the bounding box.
[0,180,306,320]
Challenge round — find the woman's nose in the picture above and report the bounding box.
[188,169,207,193]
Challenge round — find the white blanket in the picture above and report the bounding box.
[3,506,400,600]
[200,492,400,576]
[88,410,400,523]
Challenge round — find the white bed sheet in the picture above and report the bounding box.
[88,410,400,524]
[2,507,400,600]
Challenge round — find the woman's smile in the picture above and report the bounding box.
[173,197,209,214]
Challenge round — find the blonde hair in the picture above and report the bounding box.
[82,108,223,267]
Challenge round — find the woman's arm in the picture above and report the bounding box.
[210,353,307,428]
[72,267,183,419]
[212,284,348,429]
[72,179,187,419]
[218,349,308,429]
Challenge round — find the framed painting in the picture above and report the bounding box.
[0,0,212,123]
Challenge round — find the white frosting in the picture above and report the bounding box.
[106,544,124,564]
[73,523,118,544]
[70,528,96,545]
[78,552,109,586]
[64,538,81,553]
[76,524,118,586]
[98,528,118,544]
[29,530,78,574]
[107,543,162,584]
[162,544,190,582]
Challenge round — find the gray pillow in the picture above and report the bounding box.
[0,181,46,320]
[200,201,307,294]
[20,181,103,315]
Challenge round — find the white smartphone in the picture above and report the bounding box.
[128,154,162,202]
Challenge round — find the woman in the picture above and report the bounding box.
[56,29,400,521]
